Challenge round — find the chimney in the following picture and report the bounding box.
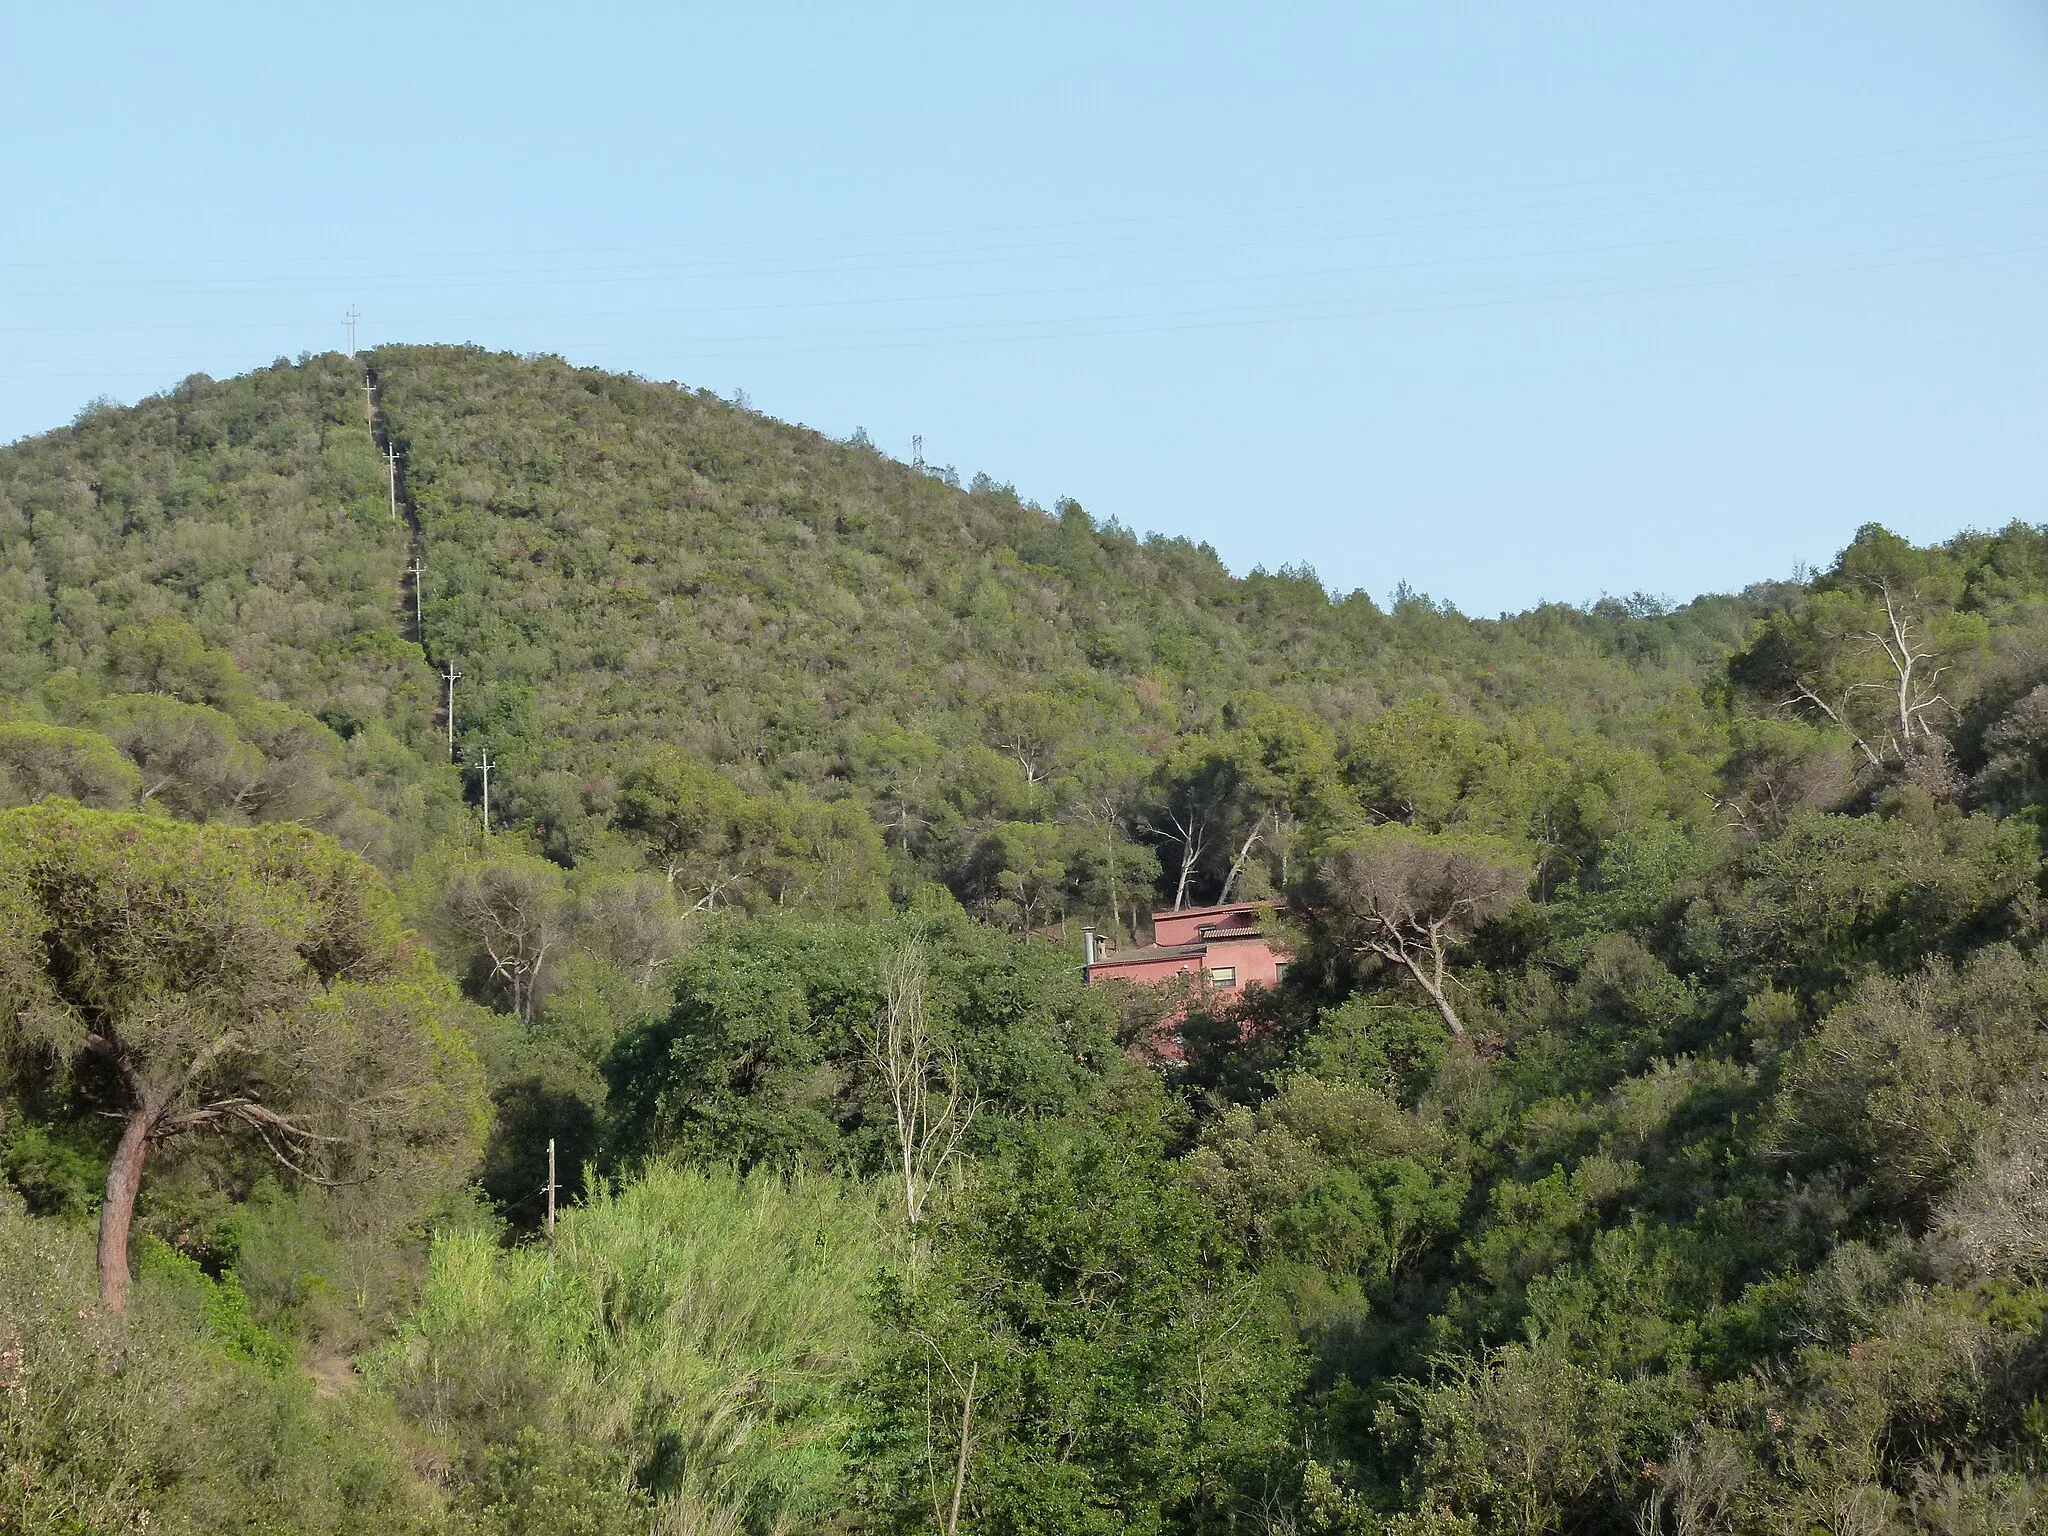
[1083,925,1097,966]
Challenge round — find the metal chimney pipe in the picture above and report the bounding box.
[1083,925,1097,966]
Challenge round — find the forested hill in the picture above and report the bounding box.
[1,344,1769,915]
[19,347,2048,1535]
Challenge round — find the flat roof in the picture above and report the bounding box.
[1153,900,1280,920]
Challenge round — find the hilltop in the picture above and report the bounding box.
[1,345,1769,921]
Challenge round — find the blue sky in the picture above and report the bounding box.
[5,3,2047,615]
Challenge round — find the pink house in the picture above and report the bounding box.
[1082,901,1290,993]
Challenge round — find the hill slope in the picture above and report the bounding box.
[0,345,1768,921]
[17,350,2048,1534]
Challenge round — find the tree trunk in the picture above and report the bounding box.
[947,1362,978,1536]
[1398,952,1465,1038]
[98,1108,157,1313]
[1219,824,1262,904]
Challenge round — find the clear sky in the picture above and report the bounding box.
[6,3,2047,615]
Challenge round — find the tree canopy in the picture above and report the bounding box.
[0,804,487,1308]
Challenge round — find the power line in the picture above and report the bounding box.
[10,144,2048,308]
[8,226,2042,385]
[12,182,2042,346]
[3,126,2043,274]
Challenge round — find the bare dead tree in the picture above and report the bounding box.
[1781,679,1885,772]
[1157,806,1206,911]
[995,731,1049,787]
[444,859,566,1026]
[866,943,978,1226]
[1635,1430,1749,1536]
[1075,788,1131,937]
[947,1361,978,1536]
[1783,577,1956,771]
[1218,822,1264,904]
[1852,577,1954,757]
[575,874,690,991]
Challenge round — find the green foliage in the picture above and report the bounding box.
[1770,945,2048,1220]
[136,1234,296,1373]
[1296,998,1455,1105]
[373,1163,882,1534]
[0,716,142,808]
[0,803,489,1306]
[0,346,1772,930]
[606,907,1114,1173]
[0,1190,441,1535]
[103,614,250,707]
[1681,802,2041,1001]
[17,352,2048,1532]
[853,1076,1305,1536]
[1,1117,106,1217]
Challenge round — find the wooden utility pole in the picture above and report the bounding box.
[363,374,375,425]
[544,1146,561,1253]
[442,661,462,760]
[386,442,399,520]
[408,556,425,640]
[478,748,493,833]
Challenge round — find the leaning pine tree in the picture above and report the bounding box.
[0,804,488,1311]
[1307,824,1529,1038]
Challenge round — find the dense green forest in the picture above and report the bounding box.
[6,346,2048,1533]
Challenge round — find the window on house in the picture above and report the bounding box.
[1273,963,1288,983]
[1209,965,1237,986]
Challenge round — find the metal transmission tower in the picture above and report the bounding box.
[344,306,359,357]
[442,661,463,760]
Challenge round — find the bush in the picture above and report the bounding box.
[0,1191,439,1535]
[374,1162,885,1534]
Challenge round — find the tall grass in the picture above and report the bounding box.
[374,1163,887,1535]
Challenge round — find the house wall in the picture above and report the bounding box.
[1200,934,1286,991]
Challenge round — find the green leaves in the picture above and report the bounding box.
[854,1079,1303,1536]
[0,805,487,1282]
[1729,523,1990,768]
[614,746,888,918]
[604,910,1113,1175]
[102,616,249,710]
[374,1165,882,1534]
[1681,805,2041,1000]
[0,717,140,808]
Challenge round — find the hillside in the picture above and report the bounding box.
[1,345,1769,917]
[11,350,2048,1535]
